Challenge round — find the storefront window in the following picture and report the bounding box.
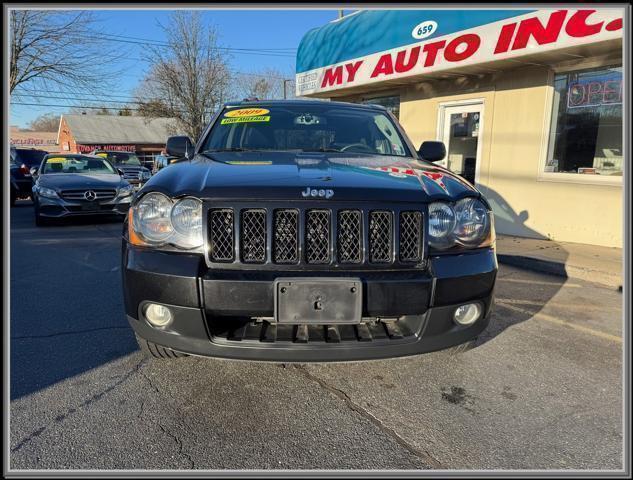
[545,66,622,177]
[362,95,400,119]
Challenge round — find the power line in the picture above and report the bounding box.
[11,101,209,115]
[86,33,296,57]
[102,32,297,52]
[12,77,296,106]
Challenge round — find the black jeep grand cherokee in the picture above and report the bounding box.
[123,100,497,361]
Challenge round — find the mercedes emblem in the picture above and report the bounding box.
[84,190,97,201]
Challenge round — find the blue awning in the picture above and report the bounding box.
[297,9,534,73]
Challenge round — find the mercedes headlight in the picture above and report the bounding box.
[38,186,59,199]
[130,192,202,250]
[428,198,493,250]
[119,184,134,197]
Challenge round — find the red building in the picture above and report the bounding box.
[57,114,179,162]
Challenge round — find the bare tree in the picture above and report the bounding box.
[9,10,125,95]
[235,68,295,100]
[26,112,60,131]
[134,12,232,141]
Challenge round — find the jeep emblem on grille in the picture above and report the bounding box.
[302,187,334,199]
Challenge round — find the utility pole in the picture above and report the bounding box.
[283,79,293,99]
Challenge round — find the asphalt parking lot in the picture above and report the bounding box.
[9,200,623,471]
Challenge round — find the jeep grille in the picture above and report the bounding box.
[206,205,425,269]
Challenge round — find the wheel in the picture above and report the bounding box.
[135,333,188,359]
[34,201,49,226]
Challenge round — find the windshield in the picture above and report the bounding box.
[41,156,117,175]
[13,149,48,166]
[96,152,142,166]
[202,104,411,157]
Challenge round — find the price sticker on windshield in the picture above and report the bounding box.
[222,108,271,124]
[224,108,269,118]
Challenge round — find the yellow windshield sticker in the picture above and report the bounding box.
[224,108,269,118]
[220,116,270,125]
[95,152,108,158]
[46,157,66,163]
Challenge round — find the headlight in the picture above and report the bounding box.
[428,202,456,249]
[38,186,59,199]
[141,170,151,180]
[170,198,203,248]
[135,192,173,242]
[119,184,134,197]
[130,193,202,249]
[428,198,492,251]
[453,197,490,246]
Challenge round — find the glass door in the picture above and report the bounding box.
[439,102,484,185]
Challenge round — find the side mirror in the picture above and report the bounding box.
[29,166,39,176]
[166,136,194,160]
[418,141,446,162]
[117,168,125,176]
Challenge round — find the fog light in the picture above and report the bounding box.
[453,303,482,326]
[145,303,172,327]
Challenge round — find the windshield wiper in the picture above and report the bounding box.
[301,148,340,153]
[202,148,260,153]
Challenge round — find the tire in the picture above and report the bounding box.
[135,333,188,359]
[34,202,49,227]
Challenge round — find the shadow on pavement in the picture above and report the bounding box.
[10,204,137,400]
[463,186,570,349]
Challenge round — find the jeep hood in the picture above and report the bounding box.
[145,152,479,203]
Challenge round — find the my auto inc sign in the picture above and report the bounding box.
[296,9,623,96]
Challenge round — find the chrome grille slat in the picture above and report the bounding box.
[240,209,267,263]
[60,189,117,200]
[305,209,331,264]
[399,211,423,262]
[209,209,235,262]
[337,210,362,264]
[369,211,393,263]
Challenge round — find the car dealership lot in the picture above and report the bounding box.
[9,201,623,470]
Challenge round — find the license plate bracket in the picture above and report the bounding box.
[274,278,362,324]
[81,202,99,211]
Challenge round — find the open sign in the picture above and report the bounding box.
[567,79,622,108]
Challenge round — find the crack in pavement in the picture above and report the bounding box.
[11,358,147,454]
[158,423,195,469]
[136,365,195,469]
[293,365,442,469]
[11,325,130,340]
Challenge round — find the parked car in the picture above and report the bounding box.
[123,100,497,361]
[91,150,152,189]
[10,147,48,205]
[152,154,180,173]
[32,154,134,226]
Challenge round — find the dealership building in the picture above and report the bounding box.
[296,8,624,247]
[56,114,178,164]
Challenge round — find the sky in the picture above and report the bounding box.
[10,8,340,128]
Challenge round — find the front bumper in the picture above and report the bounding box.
[123,244,497,362]
[37,195,132,217]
